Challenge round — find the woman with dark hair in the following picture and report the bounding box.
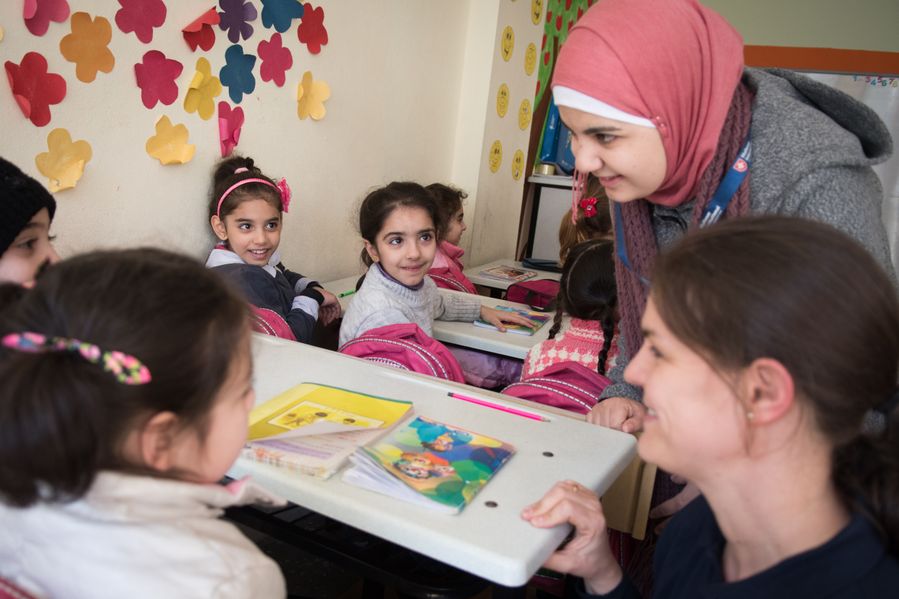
[523,216,899,598]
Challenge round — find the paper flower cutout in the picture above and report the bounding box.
[115,0,166,44]
[35,128,92,192]
[297,3,327,54]
[219,44,256,104]
[219,0,257,43]
[59,12,115,83]
[296,70,329,120]
[258,33,292,87]
[261,0,303,33]
[134,50,183,109]
[183,8,220,52]
[5,52,67,127]
[146,116,195,165]
[218,101,244,157]
[24,0,70,37]
[184,57,222,120]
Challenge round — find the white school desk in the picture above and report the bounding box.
[463,259,562,292]
[231,333,636,587]
[321,277,551,359]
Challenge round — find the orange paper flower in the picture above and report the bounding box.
[184,57,222,120]
[35,128,92,192]
[296,70,329,121]
[59,12,115,83]
[145,116,195,165]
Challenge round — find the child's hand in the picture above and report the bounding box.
[586,397,646,433]
[480,306,540,332]
[316,288,342,326]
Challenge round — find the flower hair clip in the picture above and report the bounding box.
[579,196,599,218]
[2,331,152,385]
[276,178,291,213]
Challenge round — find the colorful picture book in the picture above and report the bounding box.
[342,416,515,514]
[473,305,550,336]
[477,265,537,283]
[242,383,413,479]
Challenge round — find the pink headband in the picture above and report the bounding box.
[215,167,292,218]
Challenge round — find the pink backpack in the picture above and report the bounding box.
[338,323,466,383]
[250,306,297,341]
[428,271,477,294]
[501,361,611,415]
[506,279,559,310]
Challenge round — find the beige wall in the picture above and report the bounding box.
[703,0,899,53]
[0,0,539,282]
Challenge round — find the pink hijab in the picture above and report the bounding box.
[552,0,744,207]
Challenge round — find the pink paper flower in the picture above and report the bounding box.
[115,0,167,44]
[23,0,70,37]
[218,100,244,157]
[258,33,292,87]
[297,3,327,54]
[134,50,183,109]
[5,52,67,127]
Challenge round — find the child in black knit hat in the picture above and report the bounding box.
[0,157,59,286]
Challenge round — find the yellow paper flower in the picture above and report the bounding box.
[183,57,222,121]
[59,12,115,84]
[146,116,195,165]
[35,128,93,192]
[296,70,330,121]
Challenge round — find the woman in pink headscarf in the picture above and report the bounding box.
[551,0,895,436]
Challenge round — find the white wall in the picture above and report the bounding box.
[0,1,538,282]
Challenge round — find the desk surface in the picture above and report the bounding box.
[464,260,562,291]
[232,333,636,587]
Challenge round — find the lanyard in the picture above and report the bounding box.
[614,134,752,284]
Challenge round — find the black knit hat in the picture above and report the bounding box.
[0,157,57,256]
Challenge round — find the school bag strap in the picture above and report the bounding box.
[338,323,466,383]
[250,306,297,341]
[501,361,611,415]
[0,577,39,599]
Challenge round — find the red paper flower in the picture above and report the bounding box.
[134,50,183,109]
[115,0,167,44]
[258,33,292,87]
[5,52,67,127]
[23,0,70,37]
[297,3,327,55]
[183,7,220,52]
[579,197,598,218]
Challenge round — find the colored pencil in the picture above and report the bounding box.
[447,391,549,422]
[337,289,356,298]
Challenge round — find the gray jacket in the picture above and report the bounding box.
[602,67,896,401]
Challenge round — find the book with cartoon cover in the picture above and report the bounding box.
[242,383,413,479]
[472,305,550,336]
[477,265,537,283]
[342,416,515,514]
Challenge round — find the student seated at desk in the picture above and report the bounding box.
[0,249,287,599]
[425,183,478,294]
[523,217,899,598]
[339,182,532,386]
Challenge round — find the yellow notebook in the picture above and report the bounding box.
[243,383,414,479]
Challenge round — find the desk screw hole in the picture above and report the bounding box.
[485,501,498,508]
[542,451,554,457]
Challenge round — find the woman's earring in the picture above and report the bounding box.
[746,411,755,420]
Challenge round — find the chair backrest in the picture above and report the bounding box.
[339,323,466,383]
[0,578,38,599]
[505,279,559,310]
[250,306,297,341]
[501,360,610,415]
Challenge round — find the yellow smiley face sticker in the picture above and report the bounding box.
[496,83,510,118]
[488,140,503,173]
[501,26,514,62]
[524,43,537,76]
[531,0,544,25]
[518,99,532,130]
[511,149,524,181]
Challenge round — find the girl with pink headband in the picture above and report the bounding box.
[550,0,895,438]
[206,156,339,344]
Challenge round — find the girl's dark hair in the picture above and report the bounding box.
[208,155,281,220]
[651,215,899,555]
[0,248,251,507]
[549,239,617,375]
[357,181,440,266]
[426,183,467,240]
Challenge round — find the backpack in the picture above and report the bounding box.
[250,306,297,341]
[338,323,466,383]
[505,279,560,310]
[428,271,476,294]
[501,361,611,415]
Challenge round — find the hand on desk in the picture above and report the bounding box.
[587,397,647,433]
[316,287,342,326]
[479,305,540,332]
[521,480,623,595]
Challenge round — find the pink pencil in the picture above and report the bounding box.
[447,391,549,422]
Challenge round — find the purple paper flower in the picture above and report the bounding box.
[219,44,256,104]
[219,0,257,43]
